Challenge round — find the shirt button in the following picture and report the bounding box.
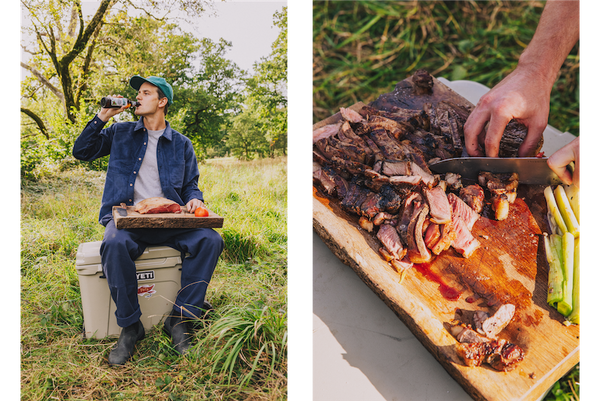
[144,142,146,145]
[133,171,137,174]
[138,158,141,161]
[130,183,133,186]
[129,199,132,202]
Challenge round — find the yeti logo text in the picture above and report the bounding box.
[137,270,155,281]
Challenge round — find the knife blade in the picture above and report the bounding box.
[117,203,128,217]
[429,157,563,185]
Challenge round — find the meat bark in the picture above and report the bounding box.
[456,339,524,372]
[459,184,485,214]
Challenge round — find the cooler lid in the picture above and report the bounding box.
[75,241,182,266]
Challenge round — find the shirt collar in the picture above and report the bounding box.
[135,117,173,141]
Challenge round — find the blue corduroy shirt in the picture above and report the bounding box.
[73,115,203,226]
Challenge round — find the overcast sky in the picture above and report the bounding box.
[21,1,286,77]
[184,1,286,73]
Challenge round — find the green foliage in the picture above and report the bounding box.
[20,100,103,179]
[226,107,271,161]
[22,2,288,173]
[543,364,579,401]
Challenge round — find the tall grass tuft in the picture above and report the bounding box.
[196,302,287,388]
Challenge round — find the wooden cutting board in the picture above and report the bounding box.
[113,205,224,229]
[314,191,579,401]
[313,87,579,400]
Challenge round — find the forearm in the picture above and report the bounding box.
[72,115,112,161]
[517,0,579,87]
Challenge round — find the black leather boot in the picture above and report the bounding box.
[108,320,145,365]
[163,310,193,355]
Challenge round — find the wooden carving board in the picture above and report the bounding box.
[113,206,224,229]
[313,81,579,401]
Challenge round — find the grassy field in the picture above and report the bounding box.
[313,0,579,138]
[21,157,287,400]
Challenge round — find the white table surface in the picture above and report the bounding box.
[312,79,576,401]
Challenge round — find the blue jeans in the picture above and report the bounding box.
[100,219,224,327]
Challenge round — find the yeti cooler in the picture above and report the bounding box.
[75,241,182,339]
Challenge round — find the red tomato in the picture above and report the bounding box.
[195,207,209,217]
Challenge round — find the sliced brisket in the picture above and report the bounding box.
[424,186,452,224]
[381,160,411,176]
[376,224,405,260]
[451,213,480,258]
[477,304,515,338]
[407,203,432,263]
[448,192,479,230]
[340,107,364,123]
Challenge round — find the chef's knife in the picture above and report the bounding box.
[429,157,564,185]
[117,203,128,217]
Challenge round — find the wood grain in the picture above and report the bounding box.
[113,206,224,229]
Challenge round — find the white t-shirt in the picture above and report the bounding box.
[133,128,166,204]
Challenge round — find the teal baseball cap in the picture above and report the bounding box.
[129,75,174,105]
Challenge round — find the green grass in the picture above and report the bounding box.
[543,364,579,401]
[21,158,287,400]
[313,0,579,137]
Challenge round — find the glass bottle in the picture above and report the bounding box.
[100,97,140,109]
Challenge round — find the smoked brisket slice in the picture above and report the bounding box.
[376,224,405,260]
[476,304,516,339]
[447,192,479,230]
[424,186,452,224]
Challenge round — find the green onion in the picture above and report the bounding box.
[556,232,575,317]
[545,234,564,307]
[567,237,580,324]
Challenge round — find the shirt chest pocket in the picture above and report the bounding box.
[163,146,186,190]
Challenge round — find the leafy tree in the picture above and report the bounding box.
[245,7,287,157]
[21,0,212,126]
[226,107,270,161]
[175,38,245,160]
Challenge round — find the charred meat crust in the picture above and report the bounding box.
[450,303,521,371]
[459,184,485,214]
[456,340,524,372]
[312,76,501,270]
[479,171,519,221]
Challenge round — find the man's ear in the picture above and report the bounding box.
[158,97,169,108]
